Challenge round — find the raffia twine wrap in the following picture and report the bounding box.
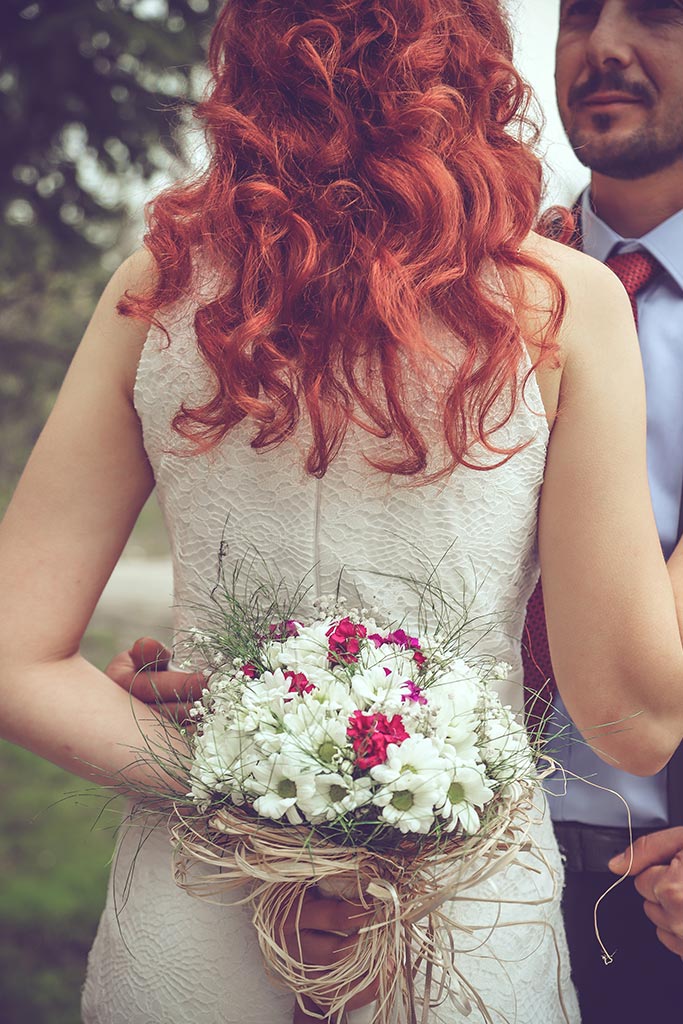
[169,779,552,1024]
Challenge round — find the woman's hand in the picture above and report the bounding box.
[105,636,206,724]
[282,888,380,1020]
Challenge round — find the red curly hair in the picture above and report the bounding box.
[122,0,565,478]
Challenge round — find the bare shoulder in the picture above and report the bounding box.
[102,246,159,326]
[113,246,159,294]
[78,247,159,398]
[520,231,635,363]
[522,231,630,317]
[508,232,636,426]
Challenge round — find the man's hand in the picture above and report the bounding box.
[609,827,683,957]
[105,637,206,722]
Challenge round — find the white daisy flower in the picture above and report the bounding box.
[296,772,373,822]
[428,667,481,756]
[267,621,332,672]
[482,710,535,782]
[437,758,495,834]
[248,752,316,825]
[190,716,259,803]
[351,664,405,712]
[282,709,350,771]
[370,736,451,834]
[358,642,416,680]
[302,675,357,713]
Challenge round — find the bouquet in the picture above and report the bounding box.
[135,573,546,1024]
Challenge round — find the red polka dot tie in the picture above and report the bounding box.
[522,248,660,729]
[522,578,555,731]
[605,249,661,327]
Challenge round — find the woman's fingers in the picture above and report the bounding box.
[280,891,378,999]
[338,976,380,1012]
[292,996,330,1023]
[279,891,380,1017]
[290,891,375,937]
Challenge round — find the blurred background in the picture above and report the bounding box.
[0,1,587,1020]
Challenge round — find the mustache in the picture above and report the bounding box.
[568,69,655,108]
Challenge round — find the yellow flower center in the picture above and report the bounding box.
[391,790,414,811]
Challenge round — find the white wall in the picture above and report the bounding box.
[507,0,590,205]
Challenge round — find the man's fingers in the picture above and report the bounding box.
[104,649,137,686]
[103,635,206,705]
[128,668,206,704]
[642,897,673,931]
[655,927,683,958]
[131,636,173,671]
[637,856,683,913]
[608,826,683,876]
[156,701,198,727]
[634,863,668,903]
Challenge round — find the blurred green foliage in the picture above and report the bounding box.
[0,747,118,1024]
[0,626,128,1024]
[2,0,221,259]
[0,0,222,504]
[0,3,221,1017]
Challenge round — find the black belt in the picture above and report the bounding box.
[554,820,655,874]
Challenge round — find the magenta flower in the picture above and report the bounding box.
[368,628,428,669]
[284,670,316,697]
[268,620,300,641]
[347,710,409,770]
[326,616,368,665]
[401,680,428,705]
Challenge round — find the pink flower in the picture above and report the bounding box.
[284,670,316,697]
[242,663,258,679]
[401,680,428,705]
[268,620,300,641]
[369,628,427,669]
[347,710,409,770]
[326,617,368,665]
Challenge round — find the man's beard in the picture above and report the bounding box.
[568,118,683,180]
[564,67,683,180]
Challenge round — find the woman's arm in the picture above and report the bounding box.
[668,536,683,637]
[535,242,683,775]
[0,251,186,792]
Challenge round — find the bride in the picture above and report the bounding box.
[2,1,683,1021]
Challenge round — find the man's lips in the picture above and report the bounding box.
[578,92,643,108]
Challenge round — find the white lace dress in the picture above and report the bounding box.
[81,300,580,1024]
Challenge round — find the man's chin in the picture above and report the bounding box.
[569,130,674,180]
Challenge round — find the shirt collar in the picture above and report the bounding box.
[580,188,683,293]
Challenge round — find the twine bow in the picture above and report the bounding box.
[169,774,569,1024]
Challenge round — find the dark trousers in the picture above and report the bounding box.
[562,867,683,1022]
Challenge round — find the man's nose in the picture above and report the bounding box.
[584,4,636,71]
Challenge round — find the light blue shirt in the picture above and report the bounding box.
[547,189,683,828]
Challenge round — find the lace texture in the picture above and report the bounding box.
[81,300,579,1024]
